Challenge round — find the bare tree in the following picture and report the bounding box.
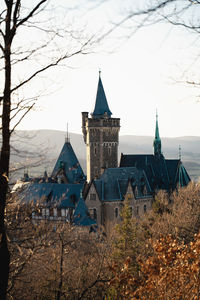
[106,1,200,33]
[0,1,98,298]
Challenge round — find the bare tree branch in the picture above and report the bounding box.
[16,0,48,28]
[10,103,35,134]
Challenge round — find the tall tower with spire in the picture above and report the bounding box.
[153,111,162,157]
[82,72,120,182]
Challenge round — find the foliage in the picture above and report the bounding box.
[140,182,200,243]
[6,195,110,300]
[107,182,200,299]
[109,233,200,299]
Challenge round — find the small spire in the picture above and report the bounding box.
[153,110,162,156]
[99,68,101,77]
[179,145,181,160]
[65,123,70,143]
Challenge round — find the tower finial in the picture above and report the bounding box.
[179,145,181,160]
[65,123,70,143]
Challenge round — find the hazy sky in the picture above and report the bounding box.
[16,0,200,138]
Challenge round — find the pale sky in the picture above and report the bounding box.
[15,0,200,138]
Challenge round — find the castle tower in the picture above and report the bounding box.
[82,72,120,182]
[153,111,162,157]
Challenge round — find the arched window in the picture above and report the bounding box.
[144,204,147,213]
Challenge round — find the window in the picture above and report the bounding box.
[108,147,111,155]
[136,206,139,215]
[53,208,57,217]
[94,167,98,176]
[144,204,147,213]
[90,193,96,201]
[94,147,97,155]
[61,209,66,217]
[129,206,133,216]
[42,208,45,216]
[115,207,119,218]
[45,208,49,216]
[93,208,97,220]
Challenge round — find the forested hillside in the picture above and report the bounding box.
[10,130,200,181]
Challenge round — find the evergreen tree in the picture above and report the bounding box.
[108,197,139,299]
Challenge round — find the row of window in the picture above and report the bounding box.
[93,147,112,156]
[114,205,146,218]
[32,208,73,218]
[89,205,147,221]
[103,142,118,147]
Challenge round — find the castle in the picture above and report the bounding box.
[81,72,190,227]
[18,71,191,228]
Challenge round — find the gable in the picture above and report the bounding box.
[85,182,101,206]
[52,141,85,184]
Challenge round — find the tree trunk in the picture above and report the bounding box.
[0,3,13,298]
[56,237,64,300]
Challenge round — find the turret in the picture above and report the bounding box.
[82,71,120,182]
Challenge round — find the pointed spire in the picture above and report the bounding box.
[179,145,181,160]
[153,110,162,156]
[92,71,112,118]
[65,123,70,143]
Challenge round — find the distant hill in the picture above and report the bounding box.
[10,130,200,182]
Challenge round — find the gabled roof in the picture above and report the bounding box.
[120,154,190,191]
[73,196,96,226]
[20,182,84,209]
[51,141,85,184]
[92,73,112,118]
[92,167,152,202]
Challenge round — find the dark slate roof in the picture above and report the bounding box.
[120,154,190,191]
[51,141,85,183]
[20,182,84,209]
[92,74,112,118]
[92,167,152,202]
[73,196,96,226]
